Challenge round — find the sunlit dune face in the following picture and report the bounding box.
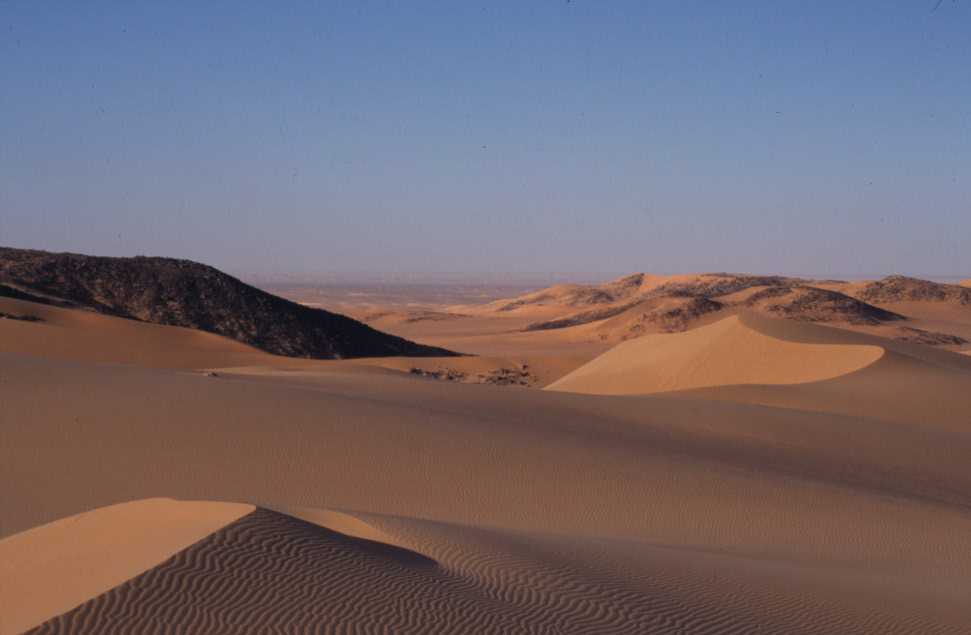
[547,314,885,395]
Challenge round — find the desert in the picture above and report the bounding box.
[3,249,971,633]
[4,3,970,632]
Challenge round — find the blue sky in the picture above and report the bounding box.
[1,1,969,278]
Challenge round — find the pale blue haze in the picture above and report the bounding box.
[1,1,969,278]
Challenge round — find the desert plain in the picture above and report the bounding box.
[2,249,971,634]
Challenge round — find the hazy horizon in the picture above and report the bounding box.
[249,269,969,286]
[3,1,969,278]
[2,244,966,285]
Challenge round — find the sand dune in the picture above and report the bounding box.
[4,272,971,633]
[663,316,971,429]
[0,499,251,635]
[0,297,277,369]
[547,313,886,395]
[4,344,971,632]
[547,313,971,431]
[529,285,904,342]
[672,350,971,430]
[462,272,971,349]
[460,273,723,317]
[0,297,590,386]
[15,500,968,634]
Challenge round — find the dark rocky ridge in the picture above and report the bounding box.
[745,286,905,325]
[525,301,642,331]
[894,327,968,346]
[0,247,457,359]
[856,276,971,306]
[652,274,805,299]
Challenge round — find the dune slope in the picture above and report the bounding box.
[0,296,280,369]
[21,502,969,635]
[0,499,251,635]
[546,313,886,395]
[4,280,971,633]
[546,313,971,431]
[3,344,971,632]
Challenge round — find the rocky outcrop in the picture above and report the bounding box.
[0,247,456,359]
[855,276,971,306]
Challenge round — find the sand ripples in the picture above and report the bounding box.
[28,507,962,634]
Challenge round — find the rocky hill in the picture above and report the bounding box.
[738,285,904,325]
[855,276,971,306]
[0,247,456,359]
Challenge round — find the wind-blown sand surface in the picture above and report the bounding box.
[18,502,969,635]
[547,313,886,394]
[0,500,252,635]
[0,297,272,369]
[3,295,971,633]
[0,296,586,386]
[549,312,971,430]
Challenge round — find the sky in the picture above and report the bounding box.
[1,1,969,280]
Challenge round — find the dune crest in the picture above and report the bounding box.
[22,502,970,634]
[277,506,408,550]
[547,313,885,395]
[0,498,252,635]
